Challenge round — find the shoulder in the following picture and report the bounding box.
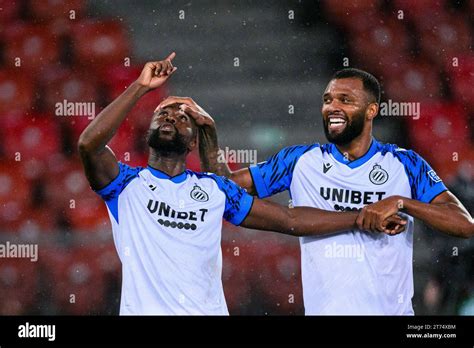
[375,142,423,164]
[189,170,233,187]
[188,170,246,195]
[119,162,146,177]
[95,162,145,200]
[276,143,321,158]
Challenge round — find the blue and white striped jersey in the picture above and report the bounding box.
[95,164,254,315]
[249,138,447,315]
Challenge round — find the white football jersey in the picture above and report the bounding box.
[249,138,447,315]
[95,164,254,315]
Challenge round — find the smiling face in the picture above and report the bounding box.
[147,103,197,155]
[322,77,376,146]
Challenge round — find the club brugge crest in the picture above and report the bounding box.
[190,184,209,202]
[369,164,389,185]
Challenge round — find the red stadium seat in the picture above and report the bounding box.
[3,22,59,71]
[38,66,100,141]
[321,0,382,31]
[18,206,58,235]
[41,246,108,314]
[417,14,471,67]
[28,0,86,22]
[107,120,137,158]
[0,0,21,23]
[446,55,474,110]
[0,199,28,233]
[2,114,61,162]
[44,156,93,204]
[0,159,31,233]
[221,240,255,313]
[383,59,442,102]
[407,102,470,169]
[71,20,130,70]
[102,64,143,101]
[66,195,110,232]
[250,241,302,314]
[42,155,110,232]
[350,17,411,74]
[0,70,35,114]
[222,237,303,314]
[40,65,99,116]
[392,0,445,22]
[0,258,39,314]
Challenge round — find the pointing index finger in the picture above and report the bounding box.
[166,52,176,62]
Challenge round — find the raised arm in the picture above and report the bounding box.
[78,53,177,190]
[157,96,257,194]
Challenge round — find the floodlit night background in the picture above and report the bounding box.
[0,0,473,315]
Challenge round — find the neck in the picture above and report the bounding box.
[335,129,373,161]
[148,149,187,177]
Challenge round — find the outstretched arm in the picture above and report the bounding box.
[241,198,406,237]
[157,96,257,194]
[356,192,473,238]
[78,53,177,190]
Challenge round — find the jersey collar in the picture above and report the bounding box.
[330,138,380,169]
[147,166,188,183]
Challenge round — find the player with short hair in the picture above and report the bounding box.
[78,55,405,315]
[168,67,474,315]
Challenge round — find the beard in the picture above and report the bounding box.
[323,110,366,146]
[146,127,188,155]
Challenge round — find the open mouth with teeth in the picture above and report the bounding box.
[159,123,176,133]
[327,116,347,132]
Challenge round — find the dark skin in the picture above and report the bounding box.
[78,55,406,237]
[161,78,474,238]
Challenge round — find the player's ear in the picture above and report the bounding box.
[188,135,197,152]
[366,102,378,121]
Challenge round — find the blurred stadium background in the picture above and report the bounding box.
[0,0,472,315]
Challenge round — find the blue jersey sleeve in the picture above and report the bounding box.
[211,175,254,226]
[248,144,318,198]
[393,149,448,203]
[94,162,143,223]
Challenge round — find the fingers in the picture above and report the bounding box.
[383,222,406,235]
[384,215,407,227]
[155,60,174,77]
[381,215,407,235]
[180,104,201,119]
[159,96,196,109]
[146,53,176,77]
[357,208,407,235]
[166,52,176,62]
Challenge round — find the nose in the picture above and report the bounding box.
[164,115,176,124]
[324,100,342,114]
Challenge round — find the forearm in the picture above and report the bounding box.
[401,197,474,238]
[241,199,358,236]
[78,82,148,152]
[285,207,358,236]
[198,126,232,177]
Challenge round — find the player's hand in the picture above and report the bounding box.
[381,214,407,235]
[158,96,215,128]
[356,196,405,233]
[135,52,177,91]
